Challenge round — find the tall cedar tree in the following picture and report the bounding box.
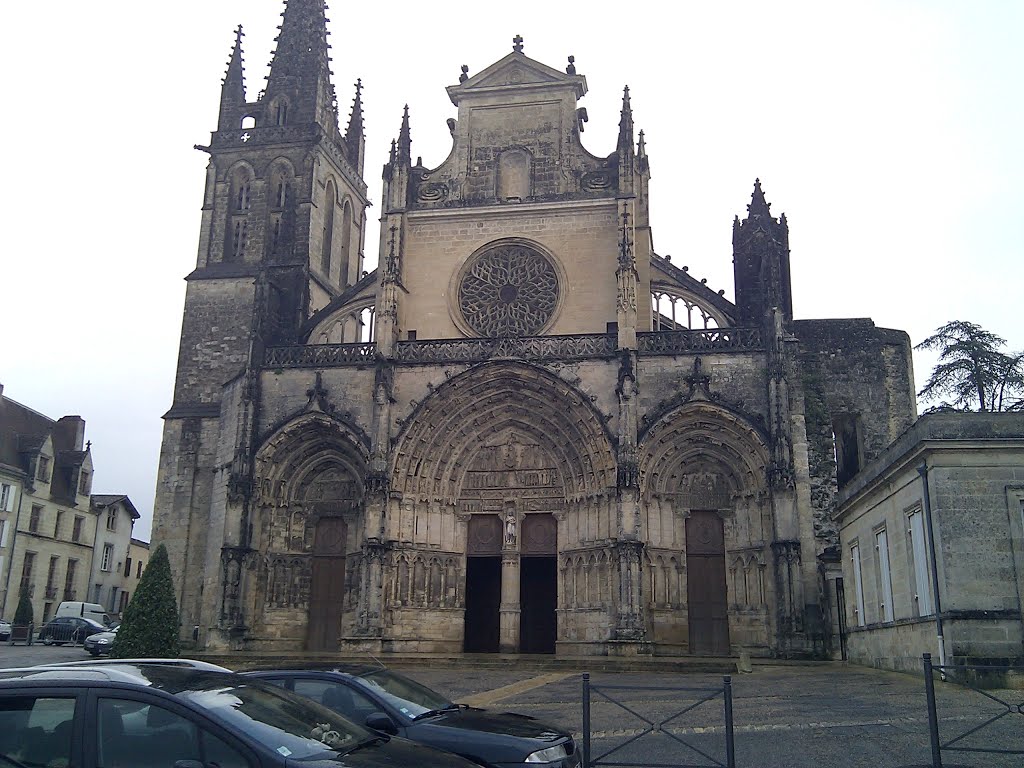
[13,590,33,626]
[111,543,181,658]
[915,320,1024,412]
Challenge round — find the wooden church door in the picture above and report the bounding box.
[307,517,347,651]
[686,511,730,655]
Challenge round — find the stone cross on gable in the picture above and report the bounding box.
[513,35,524,53]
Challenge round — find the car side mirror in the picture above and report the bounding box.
[173,762,204,768]
[365,712,398,735]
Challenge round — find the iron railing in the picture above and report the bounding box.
[922,652,1024,767]
[581,672,736,768]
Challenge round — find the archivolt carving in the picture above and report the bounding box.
[639,401,770,500]
[391,363,615,503]
[255,412,369,506]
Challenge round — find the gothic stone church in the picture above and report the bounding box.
[154,0,917,657]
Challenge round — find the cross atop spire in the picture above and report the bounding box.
[513,34,524,53]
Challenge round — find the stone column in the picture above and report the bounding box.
[499,551,521,653]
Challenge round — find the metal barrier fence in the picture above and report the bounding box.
[581,673,736,768]
[38,622,88,645]
[922,652,1024,767]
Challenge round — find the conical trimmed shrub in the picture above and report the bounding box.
[13,590,33,626]
[111,543,181,658]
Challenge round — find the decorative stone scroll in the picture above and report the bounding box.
[458,243,560,337]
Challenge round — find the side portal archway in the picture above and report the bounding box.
[639,401,772,655]
[249,412,368,651]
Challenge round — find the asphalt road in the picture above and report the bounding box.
[2,647,1020,767]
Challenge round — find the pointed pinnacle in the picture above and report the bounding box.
[221,24,246,100]
[746,178,772,217]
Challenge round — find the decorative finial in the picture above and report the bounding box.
[459,64,469,83]
[566,55,576,75]
[513,34,524,53]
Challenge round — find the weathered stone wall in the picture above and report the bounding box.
[170,279,256,406]
[794,319,917,545]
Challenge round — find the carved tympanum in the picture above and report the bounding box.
[458,243,559,337]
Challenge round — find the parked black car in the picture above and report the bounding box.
[0,662,478,768]
[37,615,106,645]
[245,666,580,768]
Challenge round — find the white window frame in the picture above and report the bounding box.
[907,508,933,616]
[100,543,114,572]
[0,483,12,512]
[876,527,895,623]
[106,507,117,532]
[850,543,866,627]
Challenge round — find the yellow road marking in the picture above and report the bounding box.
[459,672,574,707]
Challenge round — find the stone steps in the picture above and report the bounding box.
[193,651,739,674]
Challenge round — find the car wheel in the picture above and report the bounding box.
[42,635,53,646]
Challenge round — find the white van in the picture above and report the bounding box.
[55,601,110,626]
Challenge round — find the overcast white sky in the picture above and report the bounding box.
[2,1,1020,540]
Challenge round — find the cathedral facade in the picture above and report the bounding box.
[153,0,917,657]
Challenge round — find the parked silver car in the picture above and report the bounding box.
[84,625,118,655]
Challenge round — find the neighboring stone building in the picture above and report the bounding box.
[153,0,917,656]
[834,413,1024,672]
[88,494,141,617]
[0,384,96,623]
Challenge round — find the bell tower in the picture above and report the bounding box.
[153,0,368,636]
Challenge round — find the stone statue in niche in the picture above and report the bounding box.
[504,510,517,545]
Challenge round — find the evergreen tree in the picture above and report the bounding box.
[915,320,1024,412]
[110,543,181,658]
[13,590,33,626]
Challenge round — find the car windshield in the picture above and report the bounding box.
[165,672,373,760]
[355,669,454,720]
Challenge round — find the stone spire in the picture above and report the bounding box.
[218,25,246,130]
[396,104,412,165]
[343,78,365,172]
[617,85,634,154]
[733,179,793,324]
[265,0,338,133]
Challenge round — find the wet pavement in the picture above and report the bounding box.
[3,646,1021,767]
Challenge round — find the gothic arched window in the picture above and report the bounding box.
[321,181,336,275]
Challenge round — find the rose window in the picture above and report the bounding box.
[458,244,560,337]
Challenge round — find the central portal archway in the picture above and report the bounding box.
[390,362,617,654]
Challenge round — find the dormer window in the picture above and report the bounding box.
[78,470,90,495]
[36,455,50,482]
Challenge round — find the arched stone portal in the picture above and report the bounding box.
[390,363,616,653]
[248,412,368,651]
[639,400,773,655]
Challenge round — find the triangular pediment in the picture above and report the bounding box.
[448,51,587,104]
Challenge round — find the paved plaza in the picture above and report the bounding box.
[3,645,1021,767]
